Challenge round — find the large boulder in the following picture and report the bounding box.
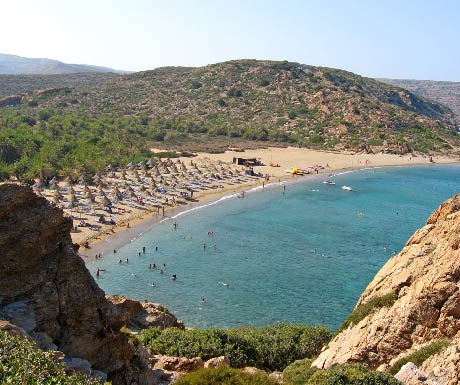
[0,184,157,384]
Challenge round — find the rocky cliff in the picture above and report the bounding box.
[312,194,460,384]
[0,184,157,384]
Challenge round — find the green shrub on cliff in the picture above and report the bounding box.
[0,330,101,384]
[389,339,450,375]
[282,361,400,385]
[139,323,332,371]
[175,365,279,385]
[336,292,396,335]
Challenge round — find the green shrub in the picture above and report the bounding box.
[305,363,399,385]
[336,293,396,335]
[175,365,279,385]
[282,358,316,385]
[139,323,331,372]
[0,330,100,384]
[389,339,450,375]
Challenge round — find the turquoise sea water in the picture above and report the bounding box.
[87,165,460,331]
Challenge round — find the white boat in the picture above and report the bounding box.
[323,180,335,185]
[341,185,353,191]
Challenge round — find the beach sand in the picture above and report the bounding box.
[36,147,456,256]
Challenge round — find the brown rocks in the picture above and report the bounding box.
[395,363,426,385]
[107,295,185,330]
[312,194,460,380]
[204,356,230,369]
[0,184,157,384]
[150,355,204,375]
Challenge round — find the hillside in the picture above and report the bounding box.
[378,78,460,118]
[1,60,460,180]
[0,72,120,98]
[10,60,460,152]
[0,53,127,74]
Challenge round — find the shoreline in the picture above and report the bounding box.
[79,159,459,260]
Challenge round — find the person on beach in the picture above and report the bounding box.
[127,223,130,228]
[162,207,165,216]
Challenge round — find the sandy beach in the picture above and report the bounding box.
[30,147,456,257]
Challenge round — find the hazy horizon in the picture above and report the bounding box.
[1,0,459,81]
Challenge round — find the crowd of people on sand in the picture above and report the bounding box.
[30,156,261,246]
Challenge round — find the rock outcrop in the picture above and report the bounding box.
[312,194,460,384]
[108,295,185,331]
[0,184,158,384]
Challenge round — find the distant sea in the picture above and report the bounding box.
[87,164,460,331]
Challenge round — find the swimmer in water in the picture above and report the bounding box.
[203,243,206,250]
[220,282,229,287]
[118,259,122,264]
[151,282,155,287]
[173,222,177,229]
[96,268,100,277]
[149,264,152,269]
[142,246,145,253]
[113,249,116,253]
[153,263,156,268]
[125,258,129,263]
[172,274,177,280]
[131,273,136,277]
[214,244,216,249]
[138,252,141,256]
[155,246,158,251]
[201,298,205,304]
[160,269,164,274]
[163,263,166,267]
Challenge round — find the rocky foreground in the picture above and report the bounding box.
[312,194,460,384]
[0,184,187,384]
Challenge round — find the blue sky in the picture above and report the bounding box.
[1,0,459,80]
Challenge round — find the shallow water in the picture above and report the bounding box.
[88,165,460,331]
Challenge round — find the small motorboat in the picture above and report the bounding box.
[323,180,335,185]
[341,185,353,191]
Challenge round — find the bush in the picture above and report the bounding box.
[282,358,316,385]
[0,330,100,384]
[139,323,332,372]
[336,293,396,335]
[389,339,450,375]
[176,366,279,385]
[296,363,400,385]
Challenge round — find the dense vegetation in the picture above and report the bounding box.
[282,360,400,385]
[139,323,332,371]
[1,60,459,181]
[0,330,102,384]
[378,78,460,118]
[336,293,396,335]
[0,72,119,98]
[176,366,279,385]
[389,339,450,375]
